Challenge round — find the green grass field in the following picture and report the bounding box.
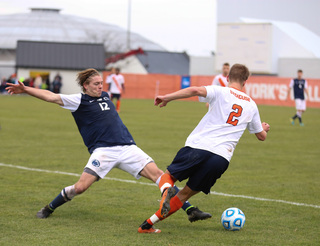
[1,95,319,246]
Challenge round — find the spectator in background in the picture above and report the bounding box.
[41,79,48,90]
[106,67,125,112]
[46,77,51,91]
[29,77,34,88]
[19,77,25,83]
[23,78,30,87]
[8,73,17,84]
[0,77,7,93]
[34,74,42,89]
[52,73,62,93]
[287,69,309,126]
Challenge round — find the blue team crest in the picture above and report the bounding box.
[92,159,100,167]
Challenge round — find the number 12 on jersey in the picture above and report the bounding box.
[226,104,243,126]
[99,102,110,111]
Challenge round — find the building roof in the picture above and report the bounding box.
[16,41,105,70]
[240,18,320,58]
[136,51,190,75]
[0,8,165,53]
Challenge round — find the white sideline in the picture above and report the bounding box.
[1,162,319,209]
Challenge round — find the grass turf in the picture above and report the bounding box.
[0,95,319,245]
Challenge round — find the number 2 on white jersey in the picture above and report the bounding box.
[226,104,243,126]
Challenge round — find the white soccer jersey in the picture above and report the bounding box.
[212,74,228,87]
[185,86,263,162]
[106,74,125,94]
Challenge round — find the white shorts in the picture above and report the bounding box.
[85,145,153,179]
[295,99,306,111]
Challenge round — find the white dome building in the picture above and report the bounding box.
[0,8,165,77]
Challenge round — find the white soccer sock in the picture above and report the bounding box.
[61,185,76,201]
[155,176,161,186]
[149,214,160,225]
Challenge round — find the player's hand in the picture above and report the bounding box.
[262,122,270,133]
[5,81,25,95]
[154,95,168,107]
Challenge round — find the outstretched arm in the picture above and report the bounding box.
[6,81,63,105]
[155,86,207,107]
[255,122,270,141]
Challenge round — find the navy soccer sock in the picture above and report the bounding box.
[49,193,67,210]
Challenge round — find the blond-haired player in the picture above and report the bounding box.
[6,68,211,222]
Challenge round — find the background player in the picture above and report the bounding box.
[287,69,309,126]
[206,62,230,107]
[138,64,270,233]
[212,62,230,87]
[106,67,125,112]
[6,68,210,223]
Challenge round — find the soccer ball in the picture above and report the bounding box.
[221,207,246,231]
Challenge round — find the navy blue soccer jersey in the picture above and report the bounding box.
[289,78,308,100]
[60,91,135,153]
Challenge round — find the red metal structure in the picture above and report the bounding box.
[105,47,144,65]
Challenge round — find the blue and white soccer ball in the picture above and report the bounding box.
[221,207,246,231]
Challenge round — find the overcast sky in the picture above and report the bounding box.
[1,0,319,56]
[0,0,217,56]
[218,0,320,37]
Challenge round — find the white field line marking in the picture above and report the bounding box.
[1,163,319,209]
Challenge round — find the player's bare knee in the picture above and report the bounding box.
[74,183,90,194]
[140,162,164,182]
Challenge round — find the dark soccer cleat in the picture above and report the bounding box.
[159,187,176,218]
[36,205,54,219]
[187,207,212,223]
[138,220,161,233]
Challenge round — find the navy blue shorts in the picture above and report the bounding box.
[111,93,121,100]
[167,147,229,194]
